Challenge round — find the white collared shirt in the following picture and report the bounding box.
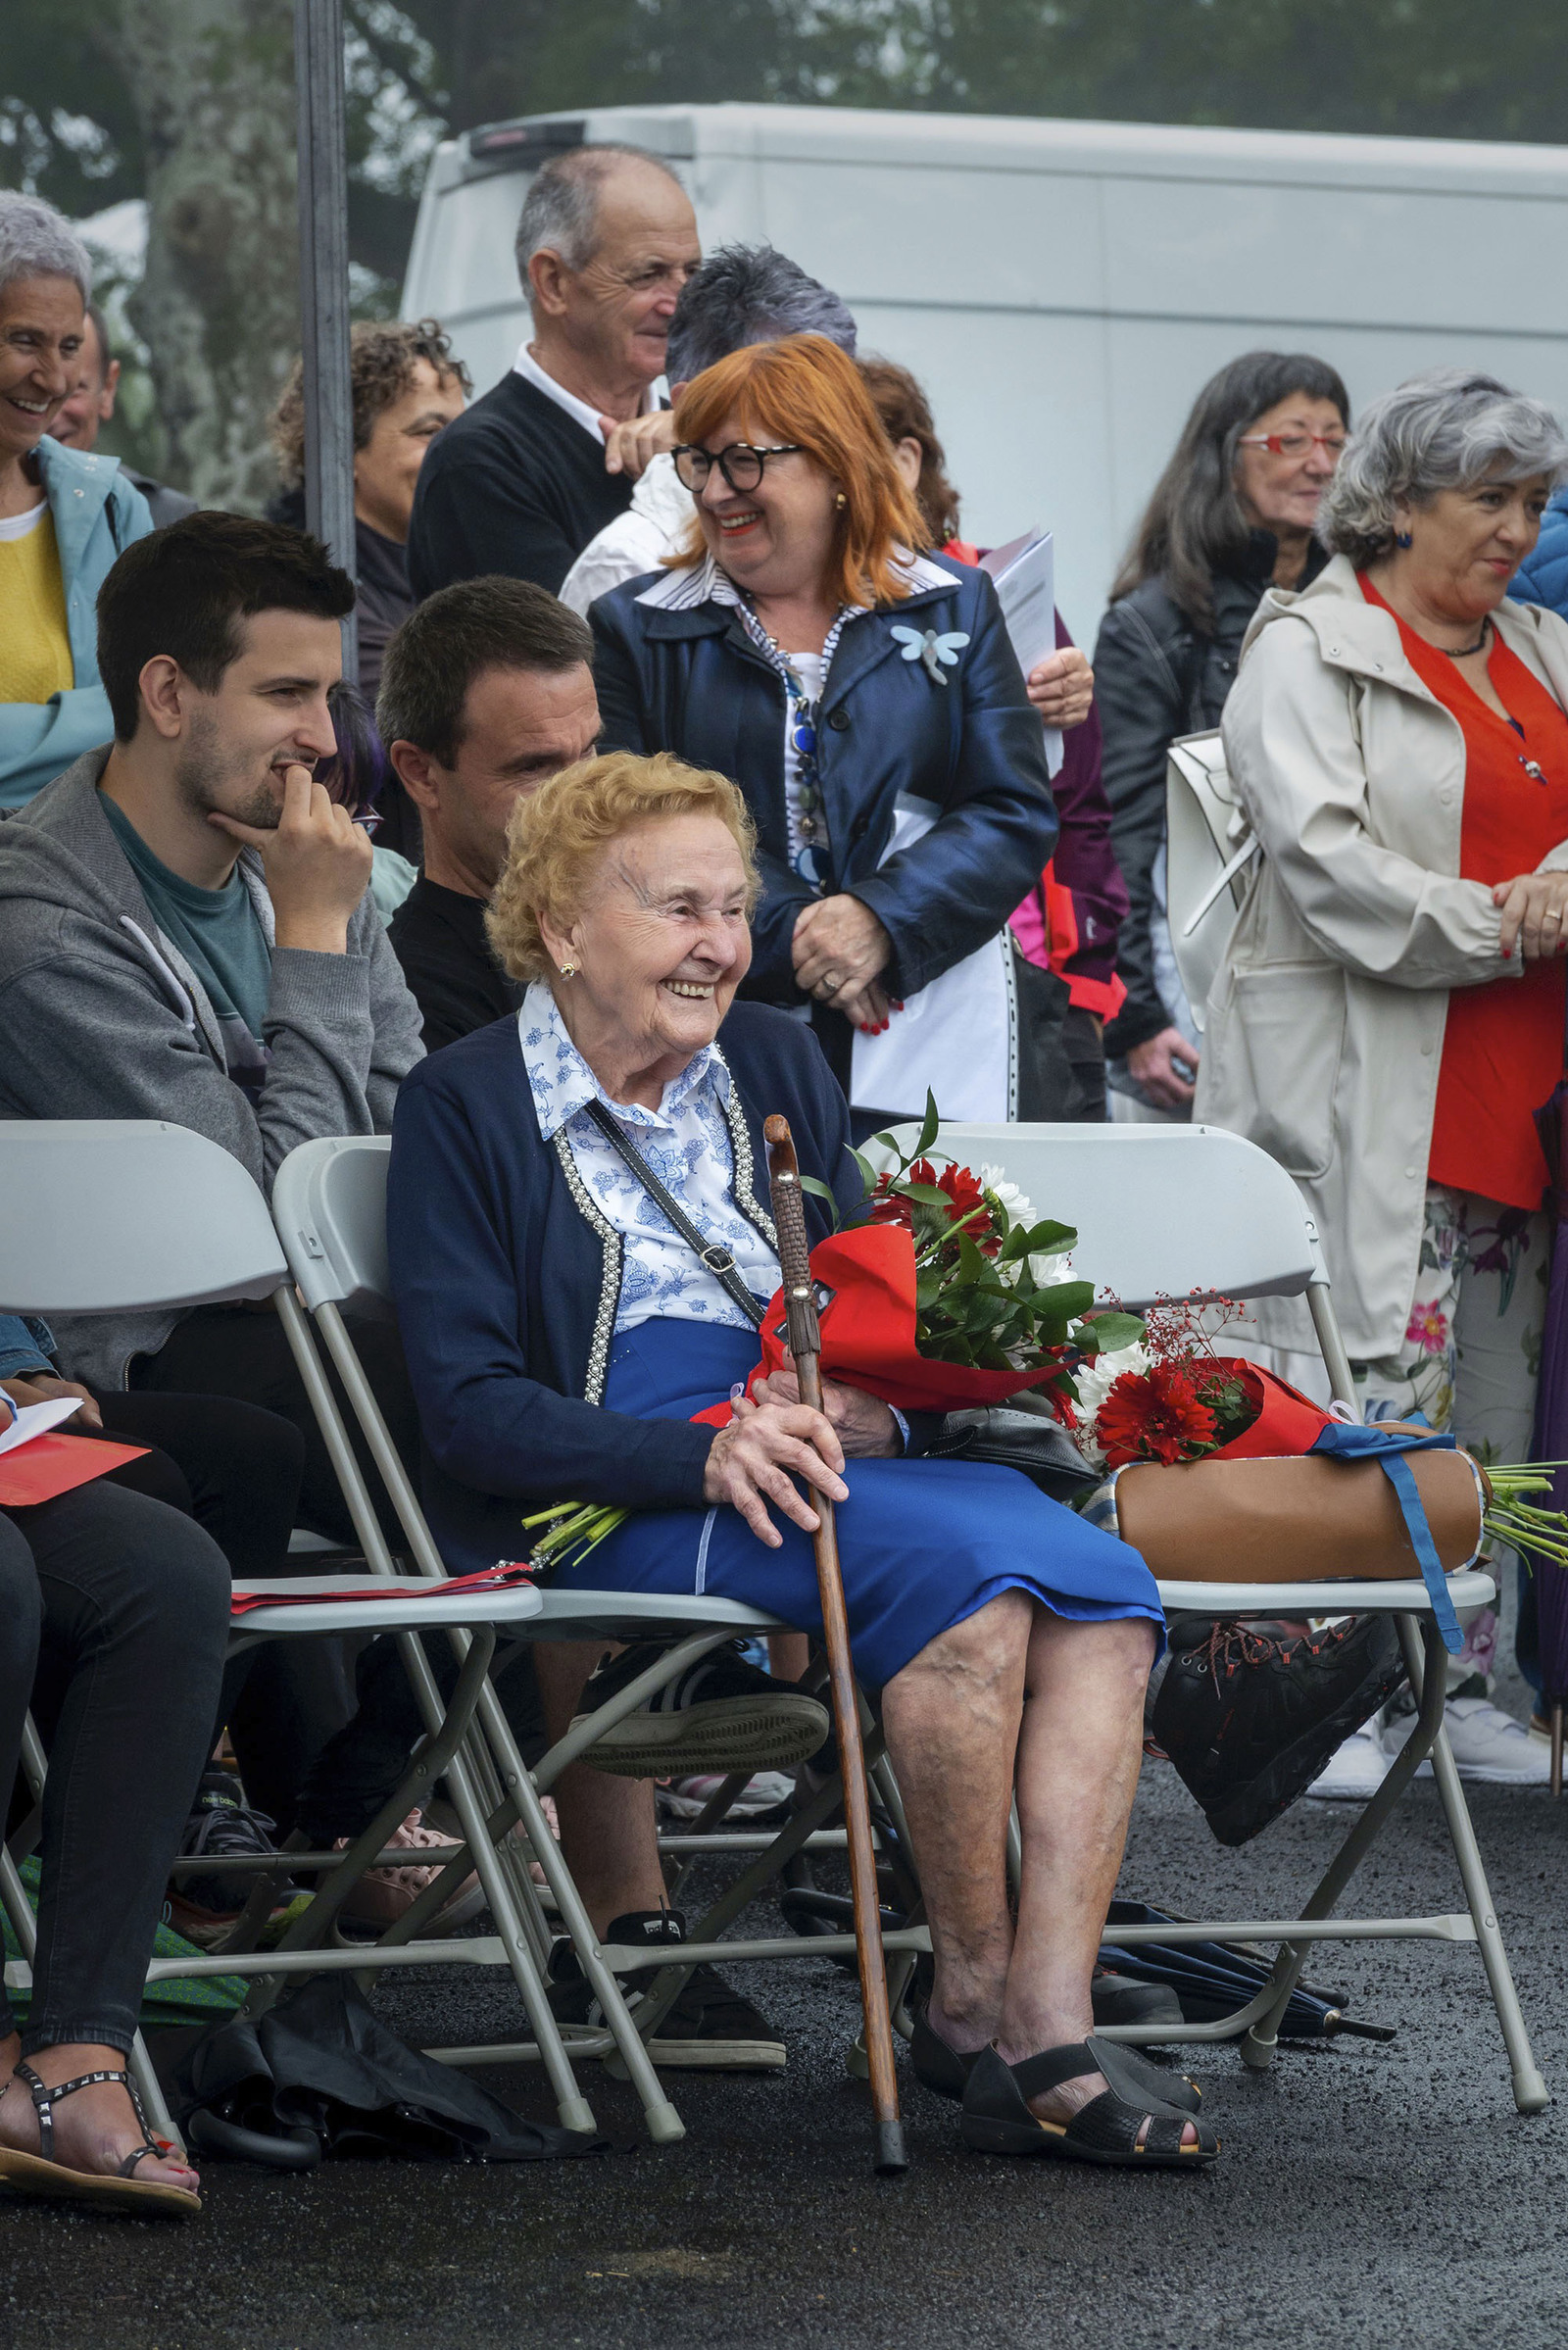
[518,980,780,1334]
[512,342,658,447]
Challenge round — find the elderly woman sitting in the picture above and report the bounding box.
[388,749,1213,2167]
[1200,366,1568,1786]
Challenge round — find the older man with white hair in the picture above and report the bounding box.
[407,144,700,601]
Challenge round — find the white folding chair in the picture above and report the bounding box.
[270,1136,938,2132]
[0,1120,648,2148]
[869,1118,1547,2114]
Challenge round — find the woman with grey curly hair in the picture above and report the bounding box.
[1199,366,1568,1788]
[0,190,151,808]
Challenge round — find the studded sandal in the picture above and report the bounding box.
[0,2061,201,2215]
[959,2040,1219,2168]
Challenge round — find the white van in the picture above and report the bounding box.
[403,101,1568,633]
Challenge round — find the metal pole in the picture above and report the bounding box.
[294,0,359,682]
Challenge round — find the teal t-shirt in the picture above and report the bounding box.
[101,793,273,1085]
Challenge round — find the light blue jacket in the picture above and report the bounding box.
[0,436,153,811]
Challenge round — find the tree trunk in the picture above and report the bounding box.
[121,0,298,512]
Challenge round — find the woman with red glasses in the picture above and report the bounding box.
[1094,350,1349,1119]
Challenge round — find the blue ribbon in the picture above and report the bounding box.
[1308,1421,1467,1653]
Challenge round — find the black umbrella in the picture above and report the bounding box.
[1098,1901,1396,2043]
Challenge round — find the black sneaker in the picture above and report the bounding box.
[548,1908,786,2070]
[570,1640,829,1778]
[167,1770,288,1947]
[1152,1613,1409,1847]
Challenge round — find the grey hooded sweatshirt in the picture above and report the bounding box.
[0,748,425,1389]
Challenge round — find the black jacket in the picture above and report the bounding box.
[591,559,1058,1102]
[1095,531,1328,1056]
[407,370,633,601]
[388,875,522,1055]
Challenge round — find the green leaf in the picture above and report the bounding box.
[1079,1311,1145,1354]
[902,1181,961,1208]
[797,1174,842,1230]
[847,1147,879,1201]
[915,1089,942,1159]
[1021,1219,1077,1255]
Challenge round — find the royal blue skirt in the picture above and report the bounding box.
[549,1321,1163,1689]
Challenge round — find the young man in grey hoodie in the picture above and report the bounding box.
[0,510,424,1497]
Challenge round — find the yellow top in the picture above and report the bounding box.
[0,505,74,704]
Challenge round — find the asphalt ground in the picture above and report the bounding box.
[4,1642,1568,2350]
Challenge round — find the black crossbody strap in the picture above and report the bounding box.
[581,1100,766,1328]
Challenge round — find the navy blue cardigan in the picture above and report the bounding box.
[591,561,1059,1071]
[387,1002,863,1574]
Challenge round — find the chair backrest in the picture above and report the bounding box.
[270,1135,393,1318]
[0,1120,288,1315]
[1165,729,1255,1035]
[866,1121,1319,1309]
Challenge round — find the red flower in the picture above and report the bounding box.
[867,1172,915,1231]
[1098,1362,1218,1469]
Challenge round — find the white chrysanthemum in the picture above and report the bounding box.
[980,1165,1034,1227]
[1072,1341,1151,1420]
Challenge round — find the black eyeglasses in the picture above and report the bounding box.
[672,442,804,495]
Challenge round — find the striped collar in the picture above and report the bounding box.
[634,546,956,612]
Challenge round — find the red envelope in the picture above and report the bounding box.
[0,1433,151,1508]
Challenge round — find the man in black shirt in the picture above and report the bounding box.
[380,580,600,1052]
[407,144,700,600]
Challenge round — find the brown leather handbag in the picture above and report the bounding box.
[1106,1433,1488,1586]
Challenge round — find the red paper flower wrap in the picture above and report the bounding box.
[1207,1361,1335,1459]
[690,1224,1066,1428]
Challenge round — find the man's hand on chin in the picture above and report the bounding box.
[208,764,372,954]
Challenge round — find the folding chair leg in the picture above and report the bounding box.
[1240,1613,1451,2072]
[1398,1621,1550,2116]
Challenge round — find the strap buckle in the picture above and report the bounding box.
[699,1243,737,1275]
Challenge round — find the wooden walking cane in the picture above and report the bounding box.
[764,1115,908,2176]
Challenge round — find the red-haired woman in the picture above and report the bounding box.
[590,333,1060,1138]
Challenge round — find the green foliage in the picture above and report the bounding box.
[5,1,1566,297]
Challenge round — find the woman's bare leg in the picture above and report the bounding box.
[533,1641,666,1935]
[879,1591,1032,2052]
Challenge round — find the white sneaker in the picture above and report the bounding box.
[658,1771,796,1820]
[1305,1721,1393,1800]
[1393,1695,1553,1786]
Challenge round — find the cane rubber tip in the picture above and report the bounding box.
[874,2120,909,2174]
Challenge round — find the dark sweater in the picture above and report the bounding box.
[1095,530,1329,1055]
[388,875,522,1055]
[407,369,634,601]
[387,1002,859,1575]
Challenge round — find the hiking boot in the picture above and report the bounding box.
[548,1908,785,2070]
[1152,1614,1408,1846]
[167,1771,289,1947]
[570,1641,829,1777]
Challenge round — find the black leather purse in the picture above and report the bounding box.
[923,1405,1099,1500]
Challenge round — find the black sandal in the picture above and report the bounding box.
[959,2041,1219,2168]
[912,2002,1203,2117]
[0,2061,201,2216]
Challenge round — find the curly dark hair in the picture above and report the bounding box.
[270,319,470,490]
[858,358,963,548]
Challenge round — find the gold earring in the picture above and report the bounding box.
[835,492,848,510]
[559,962,576,979]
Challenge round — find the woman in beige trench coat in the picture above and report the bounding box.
[1198,367,1568,1791]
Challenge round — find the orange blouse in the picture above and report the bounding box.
[1360,575,1568,1211]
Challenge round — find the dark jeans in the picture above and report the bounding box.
[1059,1004,1109,1124]
[87,1390,325,1832]
[129,1306,425,1830]
[0,1483,228,2057]
[129,1302,421,1551]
